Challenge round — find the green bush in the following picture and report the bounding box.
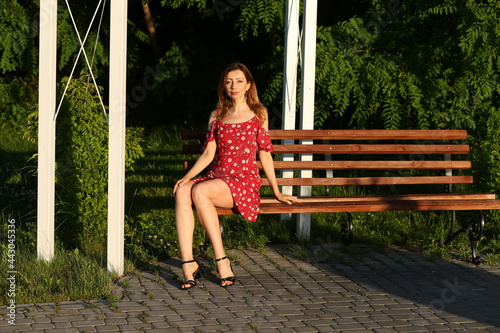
[22,75,145,253]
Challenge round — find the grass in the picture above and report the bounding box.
[1,123,499,305]
[0,245,116,305]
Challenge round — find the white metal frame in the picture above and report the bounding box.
[282,0,318,239]
[38,0,316,273]
[37,0,58,262]
[280,0,300,221]
[38,0,128,275]
[107,0,128,275]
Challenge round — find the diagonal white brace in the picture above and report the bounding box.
[54,0,107,122]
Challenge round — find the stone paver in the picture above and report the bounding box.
[1,245,500,332]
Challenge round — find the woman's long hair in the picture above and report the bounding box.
[215,62,267,123]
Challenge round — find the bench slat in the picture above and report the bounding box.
[263,176,473,186]
[267,129,468,140]
[264,160,471,170]
[184,160,471,171]
[181,129,469,140]
[260,193,497,203]
[272,144,470,154]
[259,199,500,214]
[182,144,470,155]
[181,130,205,140]
[214,199,500,215]
[182,145,203,154]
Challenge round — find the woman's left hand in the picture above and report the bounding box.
[173,177,191,195]
[276,193,301,205]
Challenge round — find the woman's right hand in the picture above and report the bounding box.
[275,192,301,205]
[173,177,191,195]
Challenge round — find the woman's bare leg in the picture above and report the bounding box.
[191,179,235,285]
[174,181,199,286]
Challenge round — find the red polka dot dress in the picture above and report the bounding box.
[191,116,273,222]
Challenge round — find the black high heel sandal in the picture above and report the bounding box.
[180,259,202,290]
[215,256,235,287]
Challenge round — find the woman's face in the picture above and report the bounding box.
[225,70,251,101]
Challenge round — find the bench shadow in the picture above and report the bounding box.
[301,244,500,328]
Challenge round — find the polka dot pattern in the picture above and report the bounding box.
[192,116,273,222]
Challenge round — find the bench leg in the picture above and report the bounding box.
[443,210,484,265]
[341,212,354,245]
[467,211,484,265]
[200,234,210,252]
[199,216,224,252]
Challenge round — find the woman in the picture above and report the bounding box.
[173,62,300,289]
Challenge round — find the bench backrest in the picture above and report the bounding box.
[181,129,471,191]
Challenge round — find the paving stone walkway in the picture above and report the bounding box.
[1,244,500,332]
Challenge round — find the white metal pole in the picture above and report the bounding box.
[282,0,300,131]
[107,0,128,275]
[37,0,58,262]
[281,0,300,220]
[297,0,318,240]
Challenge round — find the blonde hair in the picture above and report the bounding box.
[214,62,267,123]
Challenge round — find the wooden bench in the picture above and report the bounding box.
[181,129,500,264]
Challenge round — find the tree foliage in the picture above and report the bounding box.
[311,0,500,192]
[0,0,39,125]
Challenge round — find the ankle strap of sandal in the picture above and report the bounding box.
[181,259,196,265]
[215,256,228,262]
